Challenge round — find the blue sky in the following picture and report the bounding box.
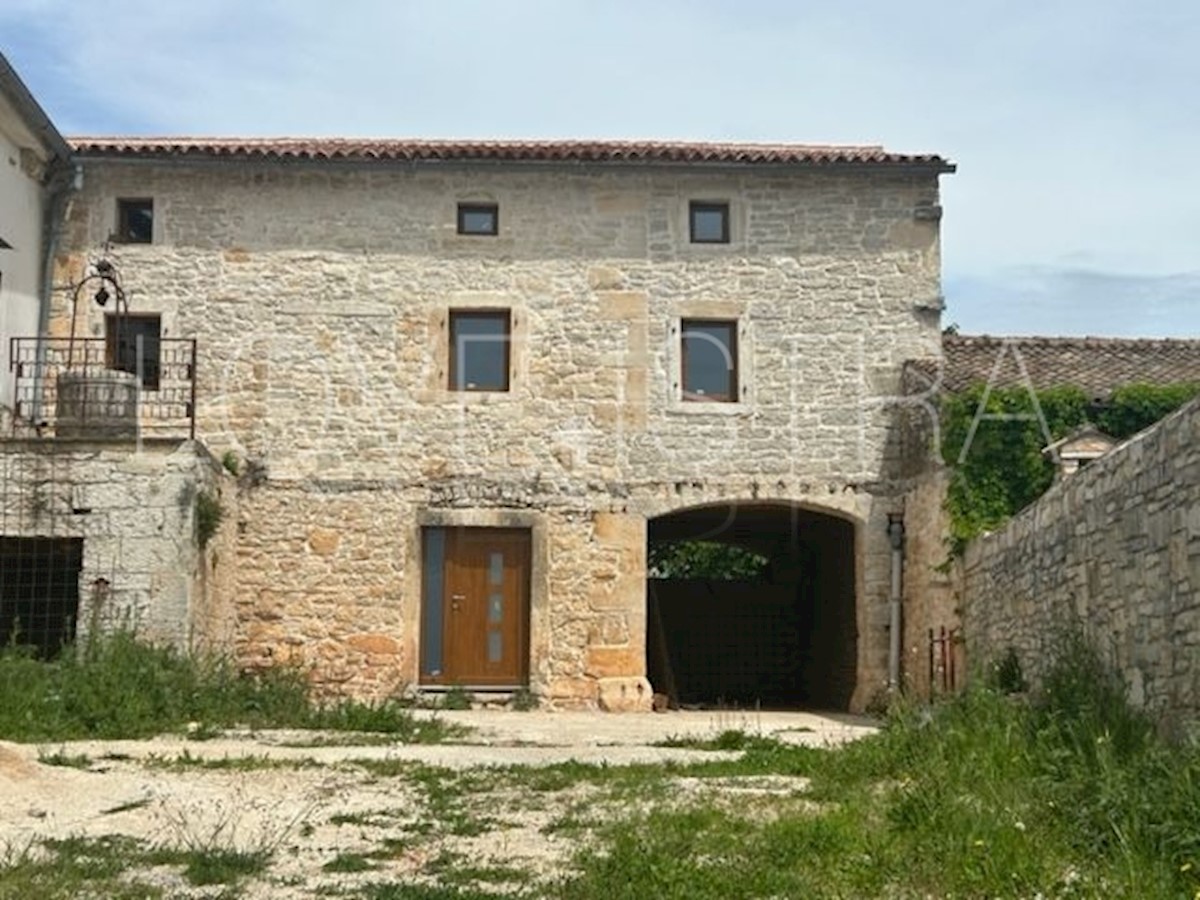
[2,0,1196,337]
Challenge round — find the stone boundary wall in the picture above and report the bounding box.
[962,397,1200,724]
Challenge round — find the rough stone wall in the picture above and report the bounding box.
[901,468,961,697]
[962,398,1200,724]
[54,159,946,709]
[0,439,235,648]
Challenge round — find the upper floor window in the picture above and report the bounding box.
[689,201,729,244]
[106,313,161,390]
[116,199,154,244]
[457,203,499,236]
[682,319,738,402]
[449,310,510,391]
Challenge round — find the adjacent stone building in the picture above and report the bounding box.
[0,136,954,710]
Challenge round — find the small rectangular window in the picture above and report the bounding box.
[449,310,510,392]
[689,201,730,244]
[116,198,154,244]
[106,314,162,390]
[682,319,738,402]
[457,203,499,236]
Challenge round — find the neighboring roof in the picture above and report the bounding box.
[1042,425,1118,455]
[906,334,1200,398]
[0,51,71,163]
[68,137,955,172]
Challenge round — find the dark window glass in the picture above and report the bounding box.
[420,528,446,677]
[682,319,738,402]
[689,201,730,244]
[450,311,510,391]
[117,199,154,243]
[457,203,499,236]
[106,314,161,390]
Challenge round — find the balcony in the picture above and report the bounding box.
[8,337,197,440]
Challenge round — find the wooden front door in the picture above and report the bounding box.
[432,528,530,686]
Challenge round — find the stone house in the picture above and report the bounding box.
[0,51,958,711]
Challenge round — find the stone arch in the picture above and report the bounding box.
[646,499,860,710]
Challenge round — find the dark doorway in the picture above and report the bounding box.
[647,504,857,710]
[0,537,84,658]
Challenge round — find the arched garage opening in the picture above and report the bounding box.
[647,502,857,710]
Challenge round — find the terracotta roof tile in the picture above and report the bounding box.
[907,335,1200,397]
[67,137,954,170]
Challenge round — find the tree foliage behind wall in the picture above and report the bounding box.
[941,382,1199,553]
[648,540,770,580]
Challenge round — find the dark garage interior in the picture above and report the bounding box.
[647,503,857,710]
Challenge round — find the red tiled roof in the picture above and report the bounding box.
[907,334,1200,397]
[67,137,954,170]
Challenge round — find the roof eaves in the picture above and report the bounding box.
[66,138,955,173]
[0,51,72,165]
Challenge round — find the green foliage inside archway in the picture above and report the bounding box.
[648,540,770,581]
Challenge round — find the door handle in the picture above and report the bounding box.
[450,593,465,612]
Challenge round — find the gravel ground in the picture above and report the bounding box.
[0,709,875,898]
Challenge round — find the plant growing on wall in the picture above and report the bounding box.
[196,492,224,549]
[941,382,1198,553]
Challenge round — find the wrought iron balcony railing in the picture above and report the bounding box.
[8,337,197,440]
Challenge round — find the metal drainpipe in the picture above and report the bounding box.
[32,162,81,421]
[887,514,905,692]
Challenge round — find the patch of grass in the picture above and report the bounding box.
[328,809,400,828]
[361,884,517,899]
[142,750,322,772]
[144,842,271,888]
[37,749,92,769]
[654,729,787,752]
[553,632,1200,899]
[508,687,538,711]
[439,686,472,710]
[366,836,418,860]
[323,852,378,873]
[0,631,466,742]
[178,848,269,886]
[0,835,162,900]
[439,863,528,887]
[279,732,399,748]
[409,767,501,836]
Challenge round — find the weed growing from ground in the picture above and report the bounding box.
[440,686,472,710]
[36,749,92,769]
[322,852,378,873]
[553,633,1200,899]
[0,835,163,900]
[0,631,465,742]
[509,687,538,711]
